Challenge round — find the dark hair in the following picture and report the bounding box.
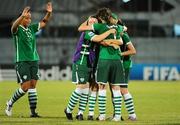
[91,14,101,23]
[86,14,100,25]
[91,15,97,18]
[96,8,112,24]
[92,14,102,23]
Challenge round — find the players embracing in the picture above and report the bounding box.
[64,7,137,122]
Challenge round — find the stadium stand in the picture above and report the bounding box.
[0,0,179,65]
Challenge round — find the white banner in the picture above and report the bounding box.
[0,66,72,81]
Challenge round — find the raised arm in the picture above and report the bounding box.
[11,7,30,33]
[78,20,93,32]
[40,2,52,29]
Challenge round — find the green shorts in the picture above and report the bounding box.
[96,59,125,85]
[15,61,39,84]
[120,68,131,88]
[72,64,90,84]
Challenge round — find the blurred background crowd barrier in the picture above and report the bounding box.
[0,0,180,81]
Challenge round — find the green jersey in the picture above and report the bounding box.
[93,23,123,60]
[121,32,132,68]
[84,30,97,41]
[75,31,96,65]
[12,23,40,62]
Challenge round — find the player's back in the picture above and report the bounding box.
[93,23,123,60]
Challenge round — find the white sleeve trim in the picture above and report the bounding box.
[126,41,132,45]
[38,23,40,31]
[92,25,95,31]
[12,27,18,35]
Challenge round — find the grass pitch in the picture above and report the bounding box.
[0,80,180,125]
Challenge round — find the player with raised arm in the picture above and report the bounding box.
[5,2,52,117]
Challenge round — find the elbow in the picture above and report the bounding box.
[119,41,123,45]
[78,27,86,32]
[11,28,14,34]
[40,21,46,29]
[11,27,16,34]
[132,49,136,55]
[78,25,86,32]
[78,26,91,32]
[118,39,123,45]
[78,27,82,32]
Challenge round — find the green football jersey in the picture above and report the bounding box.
[93,23,123,60]
[84,30,97,41]
[121,32,133,68]
[76,31,96,65]
[12,23,40,62]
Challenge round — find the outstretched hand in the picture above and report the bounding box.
[46,2,52,13]
[22,6,30,17]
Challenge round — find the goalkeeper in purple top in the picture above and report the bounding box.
[78,8,125,121]
[64,17,117,120]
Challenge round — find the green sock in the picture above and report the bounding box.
[88,91,97,116]
[66,88,82,113]
[112,90,122,118]
[123,93,136,116]
[28,89,38,114]
[78,88,89,115]
[9,88,26,106]
[98,90,106,116]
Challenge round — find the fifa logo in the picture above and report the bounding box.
[143,66,180,80]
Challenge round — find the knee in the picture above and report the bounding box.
[120,88,129,95]
[21,84,30,92]
[30,80,37,89]
[30,84,36,89]
[111,85,120,91]
[98,84,106,90]
[121,90,129,95]
[77,84,85,89]
[21,81,36,92]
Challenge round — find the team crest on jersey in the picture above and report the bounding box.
[23,75,27,80]
[88,32,95,37]
[80,77,85,82]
